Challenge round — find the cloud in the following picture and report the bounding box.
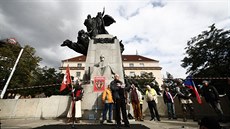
[0,0,229,78]
[0,0,82,68]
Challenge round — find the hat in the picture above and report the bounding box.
[202,80,208,84]
[146,85,151,89]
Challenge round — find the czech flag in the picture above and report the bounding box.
[184,76,202,104]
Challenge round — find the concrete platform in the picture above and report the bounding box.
[1,117,229,129]
[1,118,201,129]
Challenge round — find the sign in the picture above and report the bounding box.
[93,76,105,92]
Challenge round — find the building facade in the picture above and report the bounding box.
[59,55,163,86]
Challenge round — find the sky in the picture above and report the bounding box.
[0,0,229,78]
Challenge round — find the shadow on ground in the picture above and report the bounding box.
[160,120,198,127]
[33,124,150,129]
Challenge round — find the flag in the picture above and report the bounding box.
[60,65,72,92]
[0,38,20,47]
[184,76,202,104]
[166,72,173,79]
[7,38,17,45]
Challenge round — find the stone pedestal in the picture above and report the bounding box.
[81,34,124,120]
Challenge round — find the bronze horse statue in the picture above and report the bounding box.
[61,8,124,56]
[61,30,89,56]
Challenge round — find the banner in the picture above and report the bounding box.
[60,65,72,92]
[94,76,105,92]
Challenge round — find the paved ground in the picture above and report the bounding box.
[0,117,230,129]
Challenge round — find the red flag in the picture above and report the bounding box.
[184,76,202,104]
[60,65,72,92]
[7,38,17,44]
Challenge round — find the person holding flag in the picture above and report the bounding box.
[66,79,83,123]
[60,65,83,125]
[175,79,196,122]
[184,76,202,104]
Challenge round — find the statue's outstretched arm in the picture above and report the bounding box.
[102,7,105,16]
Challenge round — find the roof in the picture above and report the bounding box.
[122,55,159,62]
[62,55,86,62]
[62,55,159,62]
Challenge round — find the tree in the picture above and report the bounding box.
[181,24,230,77]
[181,24,230,93]
[125,72,161,95]
[0,43,41,97]
[0,41,69,97]
[32,66,65,97]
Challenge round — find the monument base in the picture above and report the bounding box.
[81,34,124,120]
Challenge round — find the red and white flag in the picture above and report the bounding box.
[60,65,72,92]
[7,38,17,44]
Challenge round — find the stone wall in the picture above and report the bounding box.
[0,96,70,119]
[0,95,229,120]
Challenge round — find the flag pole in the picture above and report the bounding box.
[0,48,24,99]
[71,83,76,129]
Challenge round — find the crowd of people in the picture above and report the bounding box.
[102,73,161,128]
[97,74,228,128]
[5,73,228,129]
[163,79,227,123]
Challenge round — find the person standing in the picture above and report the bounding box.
[163,87,177,119]
[129,84,143,121]
[175,81,195,122]
[202,80,224,121]
[145,85,160,121]
[140,96,144,120]
[100,85,114,124]
[67,80,83,123]
[110,74,130,128]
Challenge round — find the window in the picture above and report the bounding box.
[140,63,144,67]
[77,63,82,67]
[130,72,135,77]
[76,72,81,77]
[140,71,146,76]
[129,63,134,67]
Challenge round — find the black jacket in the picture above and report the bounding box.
[110,79,130,101]
[202,85,219,102]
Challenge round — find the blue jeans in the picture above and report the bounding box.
[102,103,113,120]
[166,102,176,118]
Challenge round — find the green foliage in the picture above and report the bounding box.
[181,24,230,77]
[0,43,66,97]
[32,66,65,97]
[181,24,230,94]
[125,72,160,94]
[0,44,41,96]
